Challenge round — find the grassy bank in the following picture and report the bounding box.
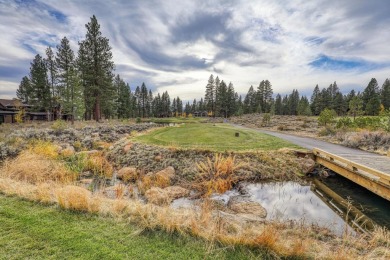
[134,123,300,151]
[0,194,268,260]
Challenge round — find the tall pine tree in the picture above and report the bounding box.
[78,15,115,121]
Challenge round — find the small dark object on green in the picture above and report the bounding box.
[235,132,239,137]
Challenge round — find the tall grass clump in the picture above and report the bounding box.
[195,153,247,195]
[0,141,76,184]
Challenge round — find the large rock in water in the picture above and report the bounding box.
[164,186,190,200]
[227,196,267,218]
[145,186,190,205]
[117,167,138,182]
[145,187,170,205]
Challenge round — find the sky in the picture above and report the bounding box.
[1,0,390,101]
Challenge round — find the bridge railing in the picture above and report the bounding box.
[313,148,390,187]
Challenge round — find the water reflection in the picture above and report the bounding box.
[246,182,352,234]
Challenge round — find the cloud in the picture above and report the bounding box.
[1,0,390,100]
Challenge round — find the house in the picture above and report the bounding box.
[0,99,20,123]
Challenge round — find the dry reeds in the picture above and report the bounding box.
[0,151,76,184]
[0,174,389,259]
[84,152,113,178]
[196,153,246,195]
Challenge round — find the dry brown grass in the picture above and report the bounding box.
[196,153,247,195]
[0,151,76,184]
[0,175,389,259]
[29,140,60,159]
[84,152,113,178]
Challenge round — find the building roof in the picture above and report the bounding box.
[0,99,31,108]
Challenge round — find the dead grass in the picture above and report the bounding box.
[0,151,76,184]
[84,152,113,178]
[196,153,247,195]
[0,175,389,259]
[29,140,60,159]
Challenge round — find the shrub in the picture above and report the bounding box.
[336,117,354,129]
[136,117,142,123]
[29,140,59,159]
[51,120,68,131]
[196,153,247,196]
[318,109,337,126]
[261,113,271,126]
[0,151,76,184]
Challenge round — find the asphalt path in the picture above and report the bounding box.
[232,124,390,174]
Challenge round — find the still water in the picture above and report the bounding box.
[245,182,352,234]
[171,176,390,234]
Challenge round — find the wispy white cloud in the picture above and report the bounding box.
[0,0,390,100]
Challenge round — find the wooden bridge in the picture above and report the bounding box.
[313,148,390,201]
[233,125,390,202]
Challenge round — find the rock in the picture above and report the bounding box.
[145,187,170,205]
[299,157,316,174]
[91,132,100,138]
[77,150,99,155]
[154,155,162,162]
[61,146,75,157]
[123,143,133,153]
[117,167,138,182]
[155,166,175,184]
[79,178,93,185]
[164,186,190,200]
[103,184,128,199]
[227,196,267,218]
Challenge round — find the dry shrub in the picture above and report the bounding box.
[115,184,126,199]
[137,175,153,194]
[29,140,60,159]
[84,152,113,178]
[56,185,92,212]
[0,175,389,259]
[196,153,246,195]
[0,151,76,184]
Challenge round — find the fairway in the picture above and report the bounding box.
[134,123,300,151]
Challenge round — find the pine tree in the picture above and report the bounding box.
[29,54,51,111]
[381,78,390,109]
[310,84,321,115]
[115,75,131,118]
[257,80,265,113]
[45,47,56,110]
[362,78,380,115]
[275,94,282,115]
[349,96,363,120]
[16,76,32,103]
[56,37,76,119]
[263,80,273,112]
[205,74,215,115]
[78,15,115,121]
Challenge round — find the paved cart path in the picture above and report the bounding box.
[232,124,390,175]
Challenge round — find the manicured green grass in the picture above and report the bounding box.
[134,123,300,151]
[0,194,270,259]
[143,117,207,124]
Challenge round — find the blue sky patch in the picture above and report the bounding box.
[309,55,387,72]
[48,9,67,23]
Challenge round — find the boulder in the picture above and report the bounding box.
[227,196,267,218]
[145,187,170,205]
[155,166,175,183]
[145,186,190,205]
[117,167,138,182]
[103,184,128,199]
[123,143,133,153]
[299,157,316,174]
[164,186,190,200]
[61,146,75,157]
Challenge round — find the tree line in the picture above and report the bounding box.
[15,16,390,121]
